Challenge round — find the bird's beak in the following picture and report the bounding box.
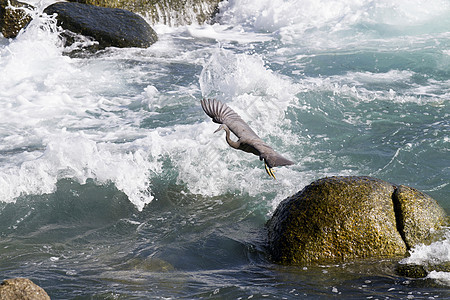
[214,125,223,133]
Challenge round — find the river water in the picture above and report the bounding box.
[0,0,449,298]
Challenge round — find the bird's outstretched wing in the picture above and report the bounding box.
[201,98,294,168]
[201,98,260,140]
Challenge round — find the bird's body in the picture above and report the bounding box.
[201,98,293,178]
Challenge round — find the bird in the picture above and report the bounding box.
[201,98,294,179]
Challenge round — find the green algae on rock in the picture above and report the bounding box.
[0,278,50,300]
[396,262,450,279]
[267,176,448,265]
[0,0,32,38]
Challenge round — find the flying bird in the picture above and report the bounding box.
[201,98,293,179]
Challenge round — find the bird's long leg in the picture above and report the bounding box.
[264,161,276,179]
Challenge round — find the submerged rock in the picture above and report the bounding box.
[395,263,428,278]
[68,0,222,25]
[0,0,32,38]
[267,176,448,265]
[0,278,50,300]
[396,262,450,279]
[44,2,157,49]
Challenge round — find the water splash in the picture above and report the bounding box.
[399,228,450,286]
[0,8,158,210]
[400,229,450,266]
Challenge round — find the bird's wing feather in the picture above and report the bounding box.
[201,98,260,140]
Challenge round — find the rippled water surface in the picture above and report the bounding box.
[0,0,449,298]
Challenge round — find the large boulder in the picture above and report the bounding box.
[267,176,447,265]
[0,0,32,38]
[44,2,157,49]
[68,0,222,26]
[0,278,50,300]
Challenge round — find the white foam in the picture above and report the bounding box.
[187,24,271,44]
[399,229,450,286]
[296,70,448,104]
[0,132,160,211]
[218,0,310,32]
[400,230,450,266]
[367,0,450,27]
[199,47,301,150]
[200,47,299,106]
[0,10,161,210]
[427,271,450,286]
[218,0,450,50]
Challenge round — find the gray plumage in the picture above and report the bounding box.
[201,98,293,178]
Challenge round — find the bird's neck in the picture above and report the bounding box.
[223,126,240,149]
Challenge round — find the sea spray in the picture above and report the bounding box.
[398,228,450,284]
[400,229,450,266]
[0,6,158,209]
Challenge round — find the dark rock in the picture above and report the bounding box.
[44,2,157,49]
[396,262,450,278]
[396,263,428,278]
[0,0,33,38]
[68,0,222,25]
[267,176,447,265]
[0,278,50,300]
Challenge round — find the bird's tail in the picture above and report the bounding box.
[264,155,294,168]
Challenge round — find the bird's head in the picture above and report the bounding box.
[214,124,226,133]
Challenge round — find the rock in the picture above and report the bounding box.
[0,278,50,300]
[68,0,222,26]
[2,0,220,42]
[393,185,447,249]
[0,0,33,38]
[396,262,450,278]
[396,263,428,278]
[121,257,175,272]
[267,176,448,265]
[44,2,157,49]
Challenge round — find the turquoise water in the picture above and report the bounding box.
[0,0,449,298]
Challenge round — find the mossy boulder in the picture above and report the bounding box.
[44,2,158,49]
[267,176,447,265]
[0,0,32,38]
[0,278,50,300]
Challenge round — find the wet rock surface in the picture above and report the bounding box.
[44,2,157,49]
[0,0,32,38]
[0,278,50,300]
[393,185,447,249]
[267,176,448,265]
